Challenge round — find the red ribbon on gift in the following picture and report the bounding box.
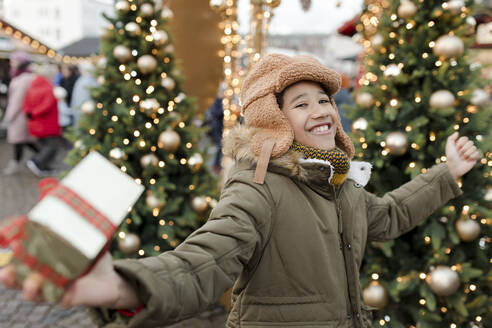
[0,178,119,288]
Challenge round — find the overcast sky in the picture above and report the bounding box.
[237,0,364,35]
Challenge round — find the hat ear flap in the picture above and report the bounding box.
[243,93,294,159]
[330,98,355,159]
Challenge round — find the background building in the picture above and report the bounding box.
[3,0,112,49]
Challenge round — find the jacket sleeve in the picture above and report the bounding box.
[363,163,462,242]
[89,170,274,327]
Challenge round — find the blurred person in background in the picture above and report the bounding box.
[333,73,353,132]
[71,60,98,126]
[1,51,39,175]
[204,83,225,173]
[23,64,62,177]
[59,64,79,111]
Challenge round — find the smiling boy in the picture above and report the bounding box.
[0,54,480,328]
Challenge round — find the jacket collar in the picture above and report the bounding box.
[224,126,372,187]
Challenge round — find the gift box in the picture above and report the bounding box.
[0,151,144,302]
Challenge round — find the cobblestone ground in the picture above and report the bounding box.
[0,138,227,327]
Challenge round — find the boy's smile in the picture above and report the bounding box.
[281,81,337,151]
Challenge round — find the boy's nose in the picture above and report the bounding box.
[311,104,331,119]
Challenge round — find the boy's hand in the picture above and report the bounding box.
[445,132,481,181]
[0,252,141,310]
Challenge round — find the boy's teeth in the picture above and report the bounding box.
[312,125,329,133]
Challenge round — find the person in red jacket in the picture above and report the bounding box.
[22,74,62,177]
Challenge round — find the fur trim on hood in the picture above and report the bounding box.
[224,126,372,187]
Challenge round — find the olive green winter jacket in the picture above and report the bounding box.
[90,126,462,328]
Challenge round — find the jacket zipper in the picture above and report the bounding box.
[333,185,357,325]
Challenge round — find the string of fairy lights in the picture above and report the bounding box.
[210,0,280,129]
[0,20,85,64]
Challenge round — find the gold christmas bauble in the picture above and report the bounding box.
[433,35,464,58]
[352,118,369,132]
[158,129,181,152]
[209,198,218,208]
[125,22,141,36]
[397,0,417,19]
[140,98,160,114]
[115,1,130,12]
[355,92,374,108]
[456,218,481,242]
[118,233,140,254]
[109,147,127,161]
[140,153,159,167]
[470,89,490,107]
[188,153,204,172]
[191,196,208,213]
[371,34,383,48]
[385,131,408,156]
[161,7,174,20]
[362,281,388,309]
[446,0,464,14]
[113,45,132,62]
[429,90,455,109]
[152,30,168,46]
[426,266,460,296]
[97,76,105,84]
[146,193,164,209]
[81,100,96,115]
[268,0,281,8]
[137,55,158,74]
[140,3,154,17]
[161,77,176,90]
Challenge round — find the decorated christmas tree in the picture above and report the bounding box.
[65,0,218,259]
[344,0,492,327]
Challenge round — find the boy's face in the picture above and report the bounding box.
[281,81,337,151]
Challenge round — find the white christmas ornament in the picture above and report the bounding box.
[109,148,127,161]
[125,22,141,36]
[427,266,460,296]
[429,90,455,109]
[140,154,159,167]
[153,30,168,46]
[113,45,132,62]
[140,98,160,113]
[137,55,158,74]
[384,64,401,77]
[385,132,408,156]
[115,1,130,12]
[371,34,383,48]
[140,3,154,17]
[161,77,176,90]
[161,7,174,20]
[355,92,374,108]
[446,0,465,14]
[97,57,107,69]
[362,281,388,309]
[118,233,140,254]
[470,89,490,107]
[456,218,481,242]
[81,100,96,115]
[352,118,369,132]
[146,193,164,209]
[397,0,417,19]
[433,35,464,57]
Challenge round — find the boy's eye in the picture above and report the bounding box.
[295,103,307,108]
[319,99,330,104]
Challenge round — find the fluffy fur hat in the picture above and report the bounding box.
[240,53,355,183]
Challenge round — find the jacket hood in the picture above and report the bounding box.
[224,125,371,187]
